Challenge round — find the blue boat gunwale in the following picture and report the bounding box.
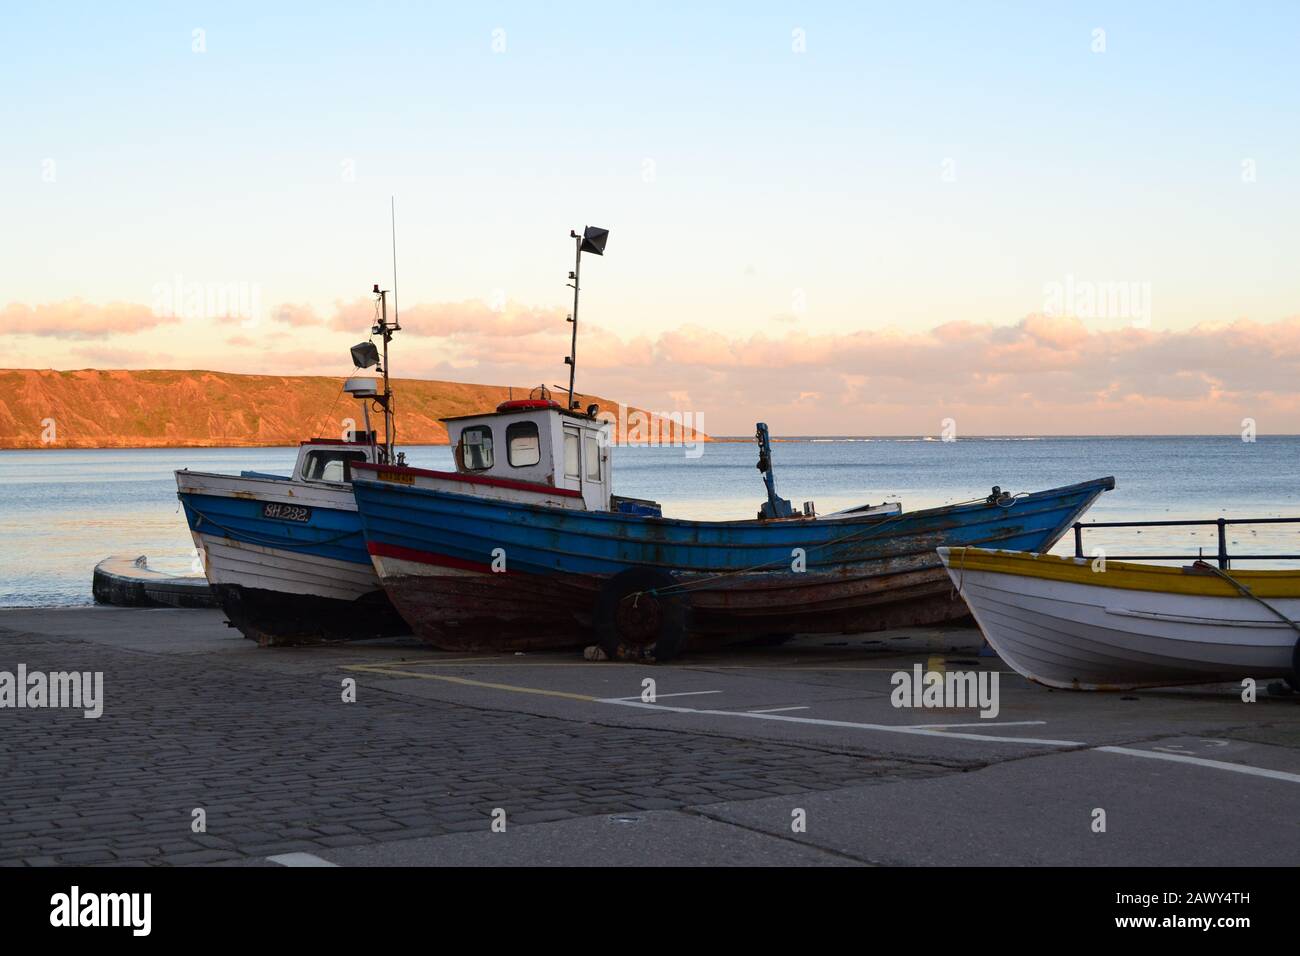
[350,472,1116,533]
[176,470,371,564]
[176,466,354,489]
[351,474,1116,575]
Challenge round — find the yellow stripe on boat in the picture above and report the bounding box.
[941,547,1300,599]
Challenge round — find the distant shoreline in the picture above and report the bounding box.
[0,368,706,452]
[3,434,1295,451]
[0,440,457,451]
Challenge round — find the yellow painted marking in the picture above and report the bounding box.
[354,659,599,669]
[339,656,500,668]
[339,654,936,673]
[945,546,1300,598]
[343,664,597,701]
[926,655,945,674]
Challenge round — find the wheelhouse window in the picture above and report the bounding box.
[584,434,602,481]
[301,449,367,483]
[506,421,541,468]
[460,425,494,471]
[563,429,581,479]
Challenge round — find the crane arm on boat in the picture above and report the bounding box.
[755,422,794,520]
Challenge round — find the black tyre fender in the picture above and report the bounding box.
[1288,636,1300,692]
[594,567,690,663]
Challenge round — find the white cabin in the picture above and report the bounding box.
[288,436,380,485]
[445,398,615,512]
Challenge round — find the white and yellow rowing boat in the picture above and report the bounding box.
[937,547,1300,691]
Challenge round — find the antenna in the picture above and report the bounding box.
[390,196,401,332]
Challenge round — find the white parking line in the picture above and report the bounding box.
[348,661,1299,785]
[1095,746,1300,784]
[600,698,1081,746]
[747,706,811,714]
[267,852,338,867]
[596,698,1300,785]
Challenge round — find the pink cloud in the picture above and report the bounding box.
[0,300,176,339]
[326,298,564,338]
[395,310,1300,434]
[270,303,324,326]
[326,297,378,333]
[10,292,1300,434]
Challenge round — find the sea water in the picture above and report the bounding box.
[1,436,1297,607]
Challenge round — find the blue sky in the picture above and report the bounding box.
[2,2,1299,432]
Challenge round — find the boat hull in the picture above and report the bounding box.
[176,470,407,645]
[353,474,1114,651]
[207,579,402,646]
[939,547,1300,690]
[371,551,972,651]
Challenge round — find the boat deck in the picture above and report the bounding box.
[1,606,1296,866]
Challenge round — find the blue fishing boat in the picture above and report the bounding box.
[175,285,409,644]
[350,409,1114,659]
[349,226,1114,660]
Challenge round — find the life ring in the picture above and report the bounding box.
[594,567,690,663]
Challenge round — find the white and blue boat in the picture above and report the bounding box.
[175,286,409,644]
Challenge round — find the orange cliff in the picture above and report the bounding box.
[0,369,710,449]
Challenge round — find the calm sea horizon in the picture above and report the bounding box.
[3,435,1298,607]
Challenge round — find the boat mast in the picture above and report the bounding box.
[371,289,395,463]
[565,232,582,410]
[564,226,609,412]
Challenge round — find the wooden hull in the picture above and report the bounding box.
[208,580,406,646]
[371,552,973,651]
[175,469,406,644]
[353,474,1114,650]
[939,547,1300,690]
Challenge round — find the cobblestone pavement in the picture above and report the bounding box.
[0,631,945,866]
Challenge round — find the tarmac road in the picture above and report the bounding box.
[0,606,1296,866]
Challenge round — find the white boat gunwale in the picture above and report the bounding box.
[939,545,1300,691]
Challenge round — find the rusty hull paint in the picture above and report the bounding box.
[379,559,970,651]
[354,476,1113,651]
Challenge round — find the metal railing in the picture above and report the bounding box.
[1071,516,1300,570]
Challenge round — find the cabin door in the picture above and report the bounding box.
[561,425,583,494]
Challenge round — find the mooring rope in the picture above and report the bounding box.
[1197,562,1300,638]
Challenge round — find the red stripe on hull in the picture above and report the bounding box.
[353,463,582,498]
[368,541,494,573]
